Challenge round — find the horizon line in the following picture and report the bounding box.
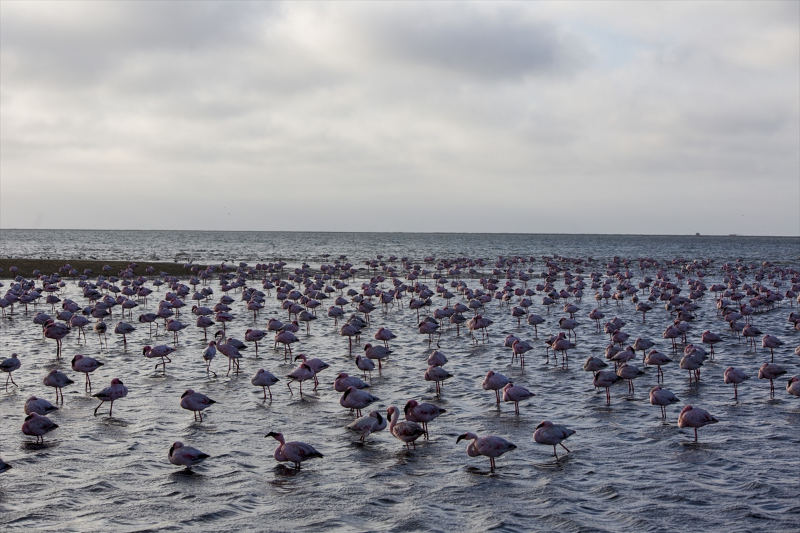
[0,228,798,238]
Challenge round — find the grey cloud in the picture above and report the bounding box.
[357,5,592,80]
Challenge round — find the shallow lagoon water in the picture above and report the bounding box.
[0,231,798,532]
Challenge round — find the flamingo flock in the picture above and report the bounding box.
[0,252,799,477]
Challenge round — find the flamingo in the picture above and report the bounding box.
[404,399,446,438]
[251,368,280,400]
[294,354,330,388]
[264,432,323,469]
[593,370,620,405]
[340,386,379,417]
[787,376,800,397]
[457,432,516,471]
[24,396,59,416]
[143,345,176,372]
[723,367,749,399]
[502,383,534,415]
[363,343,391,371]
[386,406,425,450]
[424,365,452,395]
[0,353,21,390]
[374,327,396,348]
[22,412,59,444]
[244,329,267,357]
[649,386,680,419]
[346,410,387,442]
[92,378,128,416]
[761,335,783,362]
[168,442,210,470]
[758,363,786,397]
[355,355,375,381]
[202,341,217,376]
[180,389,216,422]
[533,421,575,458]
[71,354,104,392]
[333,372,370,392]
[43,369,74,403]
[616,363,644,394]
[44,320,70,360]
[286,362,316,397]
[677,405,718,442]
[114,321,136,348]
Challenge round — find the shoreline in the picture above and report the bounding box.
[0,258,202,279]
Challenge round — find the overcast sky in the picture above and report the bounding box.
[1,1,798,235]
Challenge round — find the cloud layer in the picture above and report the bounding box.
[1,1,798,235]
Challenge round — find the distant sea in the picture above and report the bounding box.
[1,229,797,265]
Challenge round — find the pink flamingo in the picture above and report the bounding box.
[340,323,359,355]
[286,362,316,397]
[143,344,176,371]
[374,327,396,348]
[264,431,323,469]
[92,378,128,416]
[44,320,70,360]
[346,410,387,442]
[502,383,534,415]
[169,442,210,470]
[723,367,749,399]
[71,354,104,392]
[533,421,575,458]
[761,335,783,362]
[758,363,786,397]
[252,368,280,400]
[404,399,446,438]
[701,330,722,358]
[649,386,680,419]
[244,329,267,357]
[340,386,380,417]
[22,412,59,444]
[180,389,216,421]
[593,370,620,405]
[42,369,74,403]
[386,406,425,450]
[457,432,516,471]
[677,405,718,442]
[424,365,452,395]
[1,353,21,390]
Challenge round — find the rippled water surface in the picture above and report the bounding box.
[0,231,799,532]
